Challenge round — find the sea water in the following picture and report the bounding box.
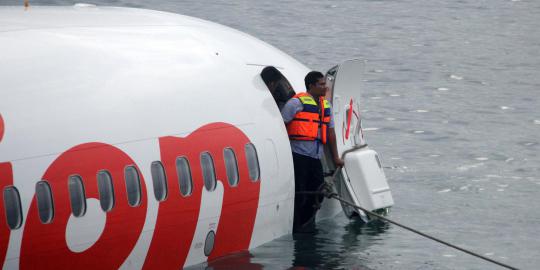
[2,0,539,269]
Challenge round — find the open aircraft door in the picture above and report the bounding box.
[325,59,394,219]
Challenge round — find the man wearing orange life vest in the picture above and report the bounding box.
[281,71,344,233]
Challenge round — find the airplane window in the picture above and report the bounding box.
[68,175,86,217]
[36,181,54,224]
[261,66,295,110]
[151,161,168,202]
[223,148,239,187]
[245,143,260,181]
[3,186,23,230]
[97,170,115,212]
[176,157,193,197]
[124,166,142,207]
[200,152,217,191]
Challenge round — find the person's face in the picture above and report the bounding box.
[309,77,327,98]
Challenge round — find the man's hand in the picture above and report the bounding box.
[333,157,345,168]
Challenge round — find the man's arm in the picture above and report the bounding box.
[328,127,344,167]
[281,98,302,124]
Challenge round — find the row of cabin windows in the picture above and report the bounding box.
[2,143,260,230]
[68,168,141,218]
[151,144,260,201]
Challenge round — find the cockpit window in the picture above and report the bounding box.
[261,66,295,110]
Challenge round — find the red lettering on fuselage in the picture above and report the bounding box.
[143,122,261,268]
[20,143,148,269]
[208,124,260,260]
[0,114,9,263]
[0,113,4,142]
[1,122,259,268]
[0,162,13,264]
[141,135,203,269]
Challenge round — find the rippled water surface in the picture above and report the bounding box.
[2,0,539,269]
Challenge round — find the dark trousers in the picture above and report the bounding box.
[292,153,324,233]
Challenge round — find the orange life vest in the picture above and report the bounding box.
[286,92,332,144]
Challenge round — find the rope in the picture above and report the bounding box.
[296,146,519,269]
[296,189,519,270]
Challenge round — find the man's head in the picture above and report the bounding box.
[305,71,327,98]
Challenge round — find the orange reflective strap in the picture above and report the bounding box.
[323,117,331,123]
[321,124,327,144]
[319,97,326,144]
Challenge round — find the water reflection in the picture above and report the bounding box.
[203,251,263,270]
[291,217,390,270]
[192,217,391,269]
[344,218,390,238]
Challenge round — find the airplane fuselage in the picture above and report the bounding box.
[0,5,345,269]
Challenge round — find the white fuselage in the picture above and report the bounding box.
[0,5,341,269]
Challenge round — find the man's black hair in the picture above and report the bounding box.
[304,71,324,90]
[261,66,282,86]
